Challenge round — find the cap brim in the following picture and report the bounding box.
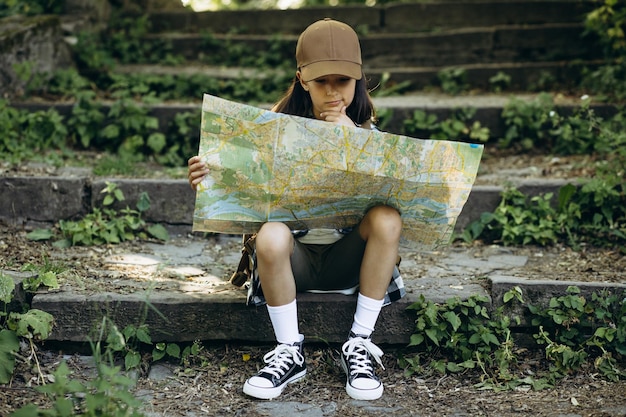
[301,61,362,81]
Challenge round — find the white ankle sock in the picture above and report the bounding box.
[350,293,384,338]
[267,299,302,344]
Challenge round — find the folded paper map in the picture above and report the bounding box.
[192,94,483,249]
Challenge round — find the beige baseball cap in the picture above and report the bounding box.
[296,18,362,82]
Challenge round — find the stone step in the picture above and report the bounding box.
[145,1,594,35]
[7,237,623,344]
[116,59,601,92]
[146,23,599,68]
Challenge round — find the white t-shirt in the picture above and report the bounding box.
[296,228,345,245]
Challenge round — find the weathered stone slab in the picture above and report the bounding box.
[384,1,595,32]
[0,15,72,98]
[490,275,626,326]
[147,6,381,34]
[455,186,503,231]
[0,176,87,226]
[31,290,417,344]
[160,24,599,68]
[91,179,195,225]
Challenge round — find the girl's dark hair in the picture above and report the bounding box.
[272,72,375,125]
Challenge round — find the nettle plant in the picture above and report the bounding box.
[403,107,490,143]
[401,286,625,390]
[0,266,59,385]
[530,286,626,383]
[11,316,149,417]
[499,93,600,154]
[463,98,626,249]
[401,288,523,390]
[27,182,169,247]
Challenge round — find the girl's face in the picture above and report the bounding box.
[298,73,356,121]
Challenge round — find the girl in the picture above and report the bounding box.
[188,18,404,401]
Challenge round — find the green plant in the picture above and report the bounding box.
[585,0,626,61]
[402,286,625,390]
[489,71,512,93]
[0,100,68,165]
[437,67,469,95]
[461,172,626,249]
[67,91,106,149]
[499,94,615,155]
[0,0,64,18]
[460,187,567,246]
[107,14,181,65]
[46,68,93,98]
[403,108,490,143]
[12,61,47,97]
[402,288,524,390]
[11,316,147,417]
[0,272,55,385]
[16,256,66,293]
[580,1,626,101]
[29,182,169,247]
[198,32,292,69]
[72,30,117,78]
[93,298,198,371]
[100,95,164,156]
[529,286,626,381]
[499,93,556,151]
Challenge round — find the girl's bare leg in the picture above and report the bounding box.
[357,205,402,299]
[255,222,297,306]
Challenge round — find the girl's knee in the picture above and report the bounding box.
[361,205,402,240]
[256,222,294,258]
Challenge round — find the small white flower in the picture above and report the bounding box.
[581,94,590,101]
[549,111,556,117]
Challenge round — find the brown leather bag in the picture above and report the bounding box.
[229,234,256,287]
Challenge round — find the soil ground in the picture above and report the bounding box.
[1,152,625,416]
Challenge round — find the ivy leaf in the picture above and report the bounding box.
[446,362,463,372]
[152,348,166,361]
[40,271,60,290]
[136,326,152,344]
[482,332,500,346]
[125,351,141,370]
[136,192,151,212]
[0,329,19,384]
[8,404,39,417]
[425,328,440,346]
[147,132,166,153]
[0,273,15,304]
[147,224,169,241]
[443,311,462,331]
[10,309,54,340]
[26,228,54,241]
[408,333,424,346]
[166,343,180,358]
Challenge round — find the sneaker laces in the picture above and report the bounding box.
[342,337,385,376]
[259,344,304,379]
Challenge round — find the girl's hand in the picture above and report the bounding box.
[188,155,209,191]
[320,106,356,127]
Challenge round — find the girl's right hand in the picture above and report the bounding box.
[187,156,209,191]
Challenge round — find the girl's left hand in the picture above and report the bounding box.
[320,106,356,127]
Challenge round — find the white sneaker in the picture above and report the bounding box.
[243,341,306,400]
[340,333,384,400]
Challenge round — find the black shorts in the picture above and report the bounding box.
[290,227,366,292]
